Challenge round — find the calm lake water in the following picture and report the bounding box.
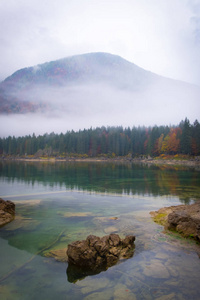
[0,161,200,300]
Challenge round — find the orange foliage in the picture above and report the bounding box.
[156,128,181,155]
[167,128,181,154]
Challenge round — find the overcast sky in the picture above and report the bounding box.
[0,0,200,86]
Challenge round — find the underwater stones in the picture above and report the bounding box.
[6,215,40,231]
[0,198,15,227]
[93,217,119,234]
[143,259,170,279]
[83,290,113,300]
[76,277,110,294]
[0,284,14,299]
[66,234,135,282]
[60,211,94,218]
[104,226,118,234]
[155,293,177,300]
[16,199,41,206]
[44,248,68,262]
[164,262,179,278]
[113,284,137,300]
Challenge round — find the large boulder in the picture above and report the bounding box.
[0,198,15,227]
[66,234,135,282]
[167,203,200,240]
[150,201,200,241]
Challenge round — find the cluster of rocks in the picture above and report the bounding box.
[66,234,135,282]
[150,201,200,241]
[0,198,15,227]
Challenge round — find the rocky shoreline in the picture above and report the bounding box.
[1,156,200,168]
[150,201,200,242]
[0,198,15,227]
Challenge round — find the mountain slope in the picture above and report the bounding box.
[0,52,160,114]
[0,52,199,136]
[1,52,157,89]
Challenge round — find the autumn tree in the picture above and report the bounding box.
[167,128,181,154]
[154,133,164,156]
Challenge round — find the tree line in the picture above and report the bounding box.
[0,118,200,157]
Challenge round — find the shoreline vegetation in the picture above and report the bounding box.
[1,154,200,168]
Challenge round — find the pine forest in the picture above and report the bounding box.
[1,118,200,158]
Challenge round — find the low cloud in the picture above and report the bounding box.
[0,0,200,85]
[0,78,199,137]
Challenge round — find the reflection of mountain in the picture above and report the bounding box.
[1,161,199,202]
[0,52,199,127]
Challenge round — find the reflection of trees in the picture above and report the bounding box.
[0,161,199,202]
[155,168,180,195]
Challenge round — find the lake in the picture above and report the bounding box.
[0,161,200,300]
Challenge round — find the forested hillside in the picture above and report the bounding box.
[1,53,199,135]
[0,118,200,157]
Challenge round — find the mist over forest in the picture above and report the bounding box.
[0,53,199,138]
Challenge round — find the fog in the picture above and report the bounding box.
[1,0,200,86]
[0,1,200,138]
[1,79,199,137]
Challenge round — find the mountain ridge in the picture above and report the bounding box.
[2,52,152,81]
[0,52,199,130]
[1,52,159,92]
[0,52,161,114]
[2,52,197,90]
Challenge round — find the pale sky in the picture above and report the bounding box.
[0,0,200,86]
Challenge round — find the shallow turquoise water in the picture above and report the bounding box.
[0,161,200,299]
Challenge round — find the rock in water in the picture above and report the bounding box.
[66,234,135,282]
[0,198,15,227]
[150,201,200,241]
[167,203,200,240]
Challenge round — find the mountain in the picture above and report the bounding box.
[0,52,159,113]
[1,52,157,89]
[0,52,199,136]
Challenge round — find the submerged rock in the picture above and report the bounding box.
[150,201,200,241]
[0,198,15,227]
[76,277,110,294]
[44,248,68,262]
[66,234,135,282]
[104,226,118,234]
[143,259,170,279]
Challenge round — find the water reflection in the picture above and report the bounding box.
[0,161,200,202]
[66,261,114,283]
[0,161,200,299]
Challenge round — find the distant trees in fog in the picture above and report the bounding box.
[0,118,200,157]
